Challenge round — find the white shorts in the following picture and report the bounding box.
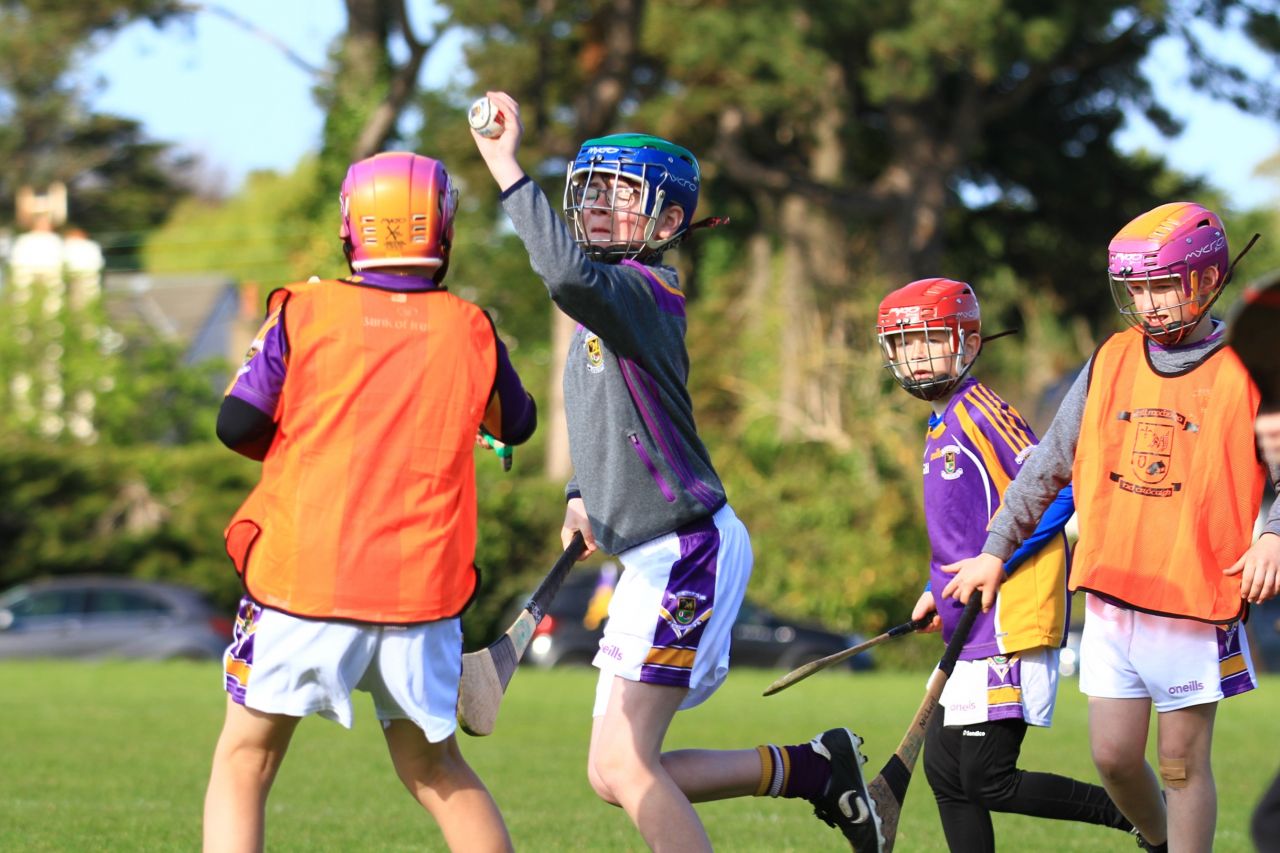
[593,504,753,716]
[939,647,1060,728]
[1078,593,1256,713]
[223,597,463,742]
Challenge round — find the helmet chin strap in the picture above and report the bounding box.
[1142,235,1260,344]
[1223,233,1261,289]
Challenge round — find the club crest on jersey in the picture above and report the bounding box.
[929,444,964,480]
[659,591,711,639]
[584,334,605,373]
[1109,408,1194,497]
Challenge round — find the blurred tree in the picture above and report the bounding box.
[140,160,328,287]
[408,0,1280,626]
[0,1,194,266]
[429,0,650,479]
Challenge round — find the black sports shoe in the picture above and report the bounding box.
[808,728,886,853]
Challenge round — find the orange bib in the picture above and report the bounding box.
[1071,329,1263,623]
[225,279,498,623]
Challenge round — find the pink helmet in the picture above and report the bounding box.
[339,152,458,280]
[1107,202,1228,344]
[876,278,981,401]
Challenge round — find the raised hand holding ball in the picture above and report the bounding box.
[468,97,505,139]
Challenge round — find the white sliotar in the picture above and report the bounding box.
[468,97,504,139]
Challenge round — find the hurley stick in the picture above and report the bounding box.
[762,615,933,696]
[863,595,981,852]
[457,532,587,736]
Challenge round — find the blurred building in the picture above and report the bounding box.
[102,272,257,391]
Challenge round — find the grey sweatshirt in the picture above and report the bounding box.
[501,176,727,555]
[985,321,1280,559]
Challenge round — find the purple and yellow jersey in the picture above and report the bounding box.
[924,377,1069,659]
[224,307,287,416]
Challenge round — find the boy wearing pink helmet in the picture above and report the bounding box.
[203,151,536,853]
[943,202,1280,851]
[877,278,1134,851]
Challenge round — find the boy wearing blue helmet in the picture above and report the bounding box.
[472,92,885,852]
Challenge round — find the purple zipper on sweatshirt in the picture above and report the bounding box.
[629,432,677,502]
[618,357,720,510]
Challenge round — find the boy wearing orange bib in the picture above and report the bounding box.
[941,202,1280,852]
[202,152,536,853]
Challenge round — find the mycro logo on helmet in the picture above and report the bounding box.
[668,175,698,192]
[1184,236,1226,264]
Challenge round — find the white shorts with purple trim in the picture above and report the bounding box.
[222,596,464,742]
[592,503,753,716]
[938,646,1061,728]
[1078,593,1256,712]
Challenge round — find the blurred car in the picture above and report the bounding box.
[516,564,874,671]
[1247,595,1280,674]
[0,576,234,661]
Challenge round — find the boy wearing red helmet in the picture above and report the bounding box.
[877,278,1134,851]
[471,92,884,852]
[202,152,536,853]
[943,203,1280,852]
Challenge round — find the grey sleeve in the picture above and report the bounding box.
[982,360,1091,560]
[500,178,659,356]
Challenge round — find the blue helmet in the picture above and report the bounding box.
[563,133,700,261]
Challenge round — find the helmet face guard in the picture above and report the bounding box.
[1107,202,1228,345]
[563,134,699,262]
[339,152,459,280]
[876,278,982,401]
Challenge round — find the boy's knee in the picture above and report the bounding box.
[1091,740,1141,783]
[586,762,620,806]
[386,729,461,790]
[1157,754,1189,790]
[588,743,649,807]
[216,739,287,785]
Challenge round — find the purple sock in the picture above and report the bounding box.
[778,743,830,800]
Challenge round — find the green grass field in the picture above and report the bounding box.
[0,661,1274,851]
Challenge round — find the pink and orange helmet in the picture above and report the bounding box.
[1107,202,1229,344]
[339,152,458,281]
[876,278,982,401]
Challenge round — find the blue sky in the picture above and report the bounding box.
[85,2,1280,209]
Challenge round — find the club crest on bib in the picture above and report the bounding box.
[584,333,605,373]
[659,590,711,639]
[1109,408,1197,497]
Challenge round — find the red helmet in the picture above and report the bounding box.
[876,278,982,401]
[339,152,458,281]
[1107,202,1229,344]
